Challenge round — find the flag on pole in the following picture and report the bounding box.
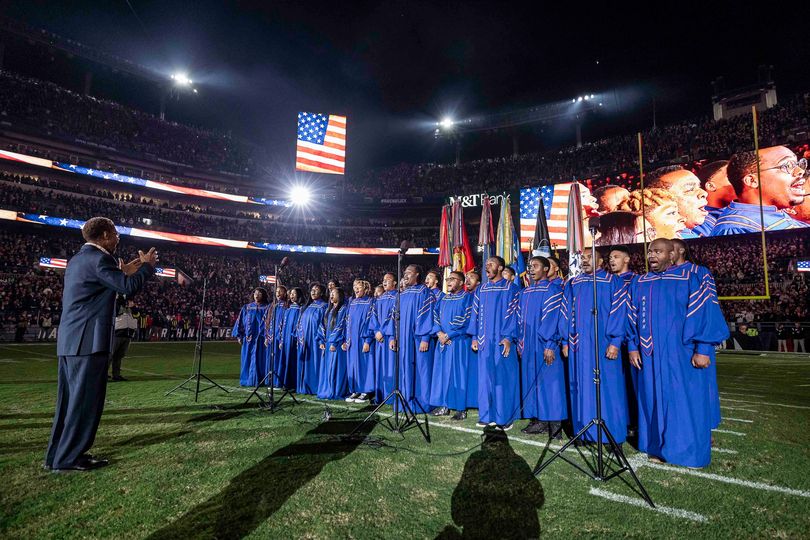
[438,205,452,268]
[259,275,278,284]
[496,195,525,288]
[155,268,177,278]
[567,183,585,278]
[797,260,810,273]
[295,112,346,175]
[519,184,573,251]
[478,195,495,265]
[450,201,475,273]
[531,191,552,257]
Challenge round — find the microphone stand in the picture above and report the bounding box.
[245,264,298,411]
[533,225,653,507]
[167,277,229,401]
[350,247,430,442]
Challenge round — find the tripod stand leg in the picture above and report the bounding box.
[244,371,273,405]
[533,420,596,476]
[601,425,655,508]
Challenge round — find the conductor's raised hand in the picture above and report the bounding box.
[628,350,642,369]
[119,257,142,276]
[138,247,158,266]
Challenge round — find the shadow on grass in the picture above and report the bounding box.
[0,403,239,421]
[145,419,374,539]
[437,430,545,539]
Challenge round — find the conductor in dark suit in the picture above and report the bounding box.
[45,217,157,472]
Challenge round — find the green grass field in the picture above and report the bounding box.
[1,342,808,539]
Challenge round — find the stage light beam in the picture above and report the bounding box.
[171,73,192,86]
[439,117,455,129]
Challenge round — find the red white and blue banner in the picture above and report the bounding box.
[798,260,810,273]
[39,257,67,269]
[155,268,177,278]
[2,209,436,257]
[259,275,277,284]
[0,149,290,208]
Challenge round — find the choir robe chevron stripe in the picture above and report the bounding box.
[232,302,269,386]
[296,299,328,394]
[559,269,629,443]
[618,271,639,431]
[265,303,286,387]
[675,261,722,429]
[627,266,730,468]
[467,277,521,426]
[429,290,473,410]
[370,290,397,404]
[317,305,349,400]
[345,296,376,394]
[277,303,301,389]
[518,280,567,421]
[398,284,436,413]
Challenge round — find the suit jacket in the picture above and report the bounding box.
[57,244,154,356]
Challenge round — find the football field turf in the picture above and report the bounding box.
[1,342,808,538]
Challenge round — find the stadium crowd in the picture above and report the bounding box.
[1,227,807,344]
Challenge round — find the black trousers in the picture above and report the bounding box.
[110,336,131,377]
[45,353,109,469]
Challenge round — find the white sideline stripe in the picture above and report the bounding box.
[723,417,754,424]
[712,429,746,436]
[0,345,52,358]
[722,397,810,411]
[720,406,758,413]
[588,487,708,523]
[641,461,810,499]
[720,391,765,398]
[711,448,738,455]
[0,358,22,363]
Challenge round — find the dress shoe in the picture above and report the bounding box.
[450,410,467,421]
[111,375,127,382]
[431,406,450,416]
[52,455,109,473]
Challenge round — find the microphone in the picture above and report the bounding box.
[280,256,290,268]
[399,240,412,255]
[588,216,601,232]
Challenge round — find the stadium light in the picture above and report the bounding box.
[289,185,312,206]
[171,73,192,86]
[439,117,455,129]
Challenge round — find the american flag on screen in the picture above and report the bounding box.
[798,260,810,273]
[296,112,346,175]
[155,268,177,278]
[39,257,67,269]
[519,183,572,250]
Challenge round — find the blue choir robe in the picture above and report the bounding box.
[429,291,473,410]
[688,212,717,238]
[559,270,629,443]
[398,284,436,413]
[232,302,270,386]
[675,261,722,429]
[430,287,445,302]
[317,306,349,400]
[345,296,376,395]
[264,303,286,387]
[627,266,730,468]
[467,277,521,426]
[277,303,301,389]
[618,271,639,430]
[296,299,328,394]
[518,280,567,422]
[712,201,809,235]
[370,290,398,404]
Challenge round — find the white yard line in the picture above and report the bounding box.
[712,429,746,437]
[0,345,52,358]
[638,460,810,499]
[723,417,754,424]
[720,391,765,398]
[588,487,708,523]
[721,397,810,411]
[720,406,758,413]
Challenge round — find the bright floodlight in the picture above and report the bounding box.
[440,117,455,129]
[577,96,583,102]
[172,72,192,86]
[590,94,595,99]
[290,185,312,206]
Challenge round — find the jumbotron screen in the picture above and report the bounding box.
[519,144,809,250]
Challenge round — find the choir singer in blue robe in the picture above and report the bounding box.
[370,273,398,404]
[274,287,303,390]
[344,280,375,403]
[628,239,729,468]
[519,256,567,437]
[264,285,288,388]
[428,271,473,420]
[468,256,521,430]
[296,284,328,394]
[396,265,436,413]
[559,250,629,446]
[232,288,270,387]
[317,288,349,400]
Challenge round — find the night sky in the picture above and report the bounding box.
[2,1,807,173]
